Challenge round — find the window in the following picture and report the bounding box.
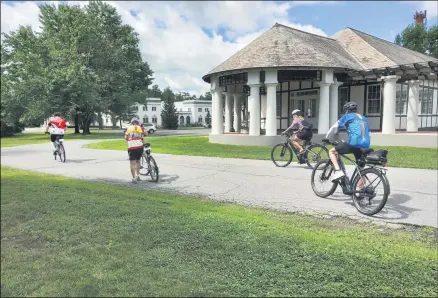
[152,117,157,124]
[276,92,281,117]
[142,106,146,111]
[420,86,434,114]
[367,85,381,114]
[188,108,191,112]
[198,116,203,123]
[143,117,148,123]
[396,84,408,115]
[105,119,108,124]
[132,106,139,111]
[205,108,209,112]
[307,98,316,118]
[338,87,349,116]
[152,106,156,111]
[198,108,202,112]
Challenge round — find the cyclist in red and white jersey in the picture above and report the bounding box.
[45,112,67,154]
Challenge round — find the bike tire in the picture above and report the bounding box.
[271,143,293,167]
[148,156,159,182]
[310,159,338,198]
[139,154,149,176]
[58,143,66,163]
[305,144,329,169]
[351,167,389,216]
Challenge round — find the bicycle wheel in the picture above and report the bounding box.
[351,167,389,216]
[271,143,293,167]
[304,144,329,169]
[310,159,338,198]
[139,154,149,176]
[58,143,66,163]
[148,156,159,182]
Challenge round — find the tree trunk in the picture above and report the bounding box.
[98,111,103,130]
[119,119,122,128]
[82,113,92,135]
[74,114,80,134]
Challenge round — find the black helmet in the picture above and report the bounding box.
[53,112,61,117]
[343,102,358,113]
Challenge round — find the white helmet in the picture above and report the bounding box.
[291,109,301,116]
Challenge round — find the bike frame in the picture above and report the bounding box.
[282,133,311,156]
[334,153,388,196]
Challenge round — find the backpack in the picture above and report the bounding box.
[301,119,313,130]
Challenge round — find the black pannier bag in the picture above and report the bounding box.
[365,149,388,166]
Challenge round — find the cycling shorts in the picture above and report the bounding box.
[50,134,64,142]
[335,142,363,161]
[128,148,144,161]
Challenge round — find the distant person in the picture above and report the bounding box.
[45,112,67,155]
[124,117,144,183]
[282,109,313,164]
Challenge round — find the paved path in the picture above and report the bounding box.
[2,140,437,228]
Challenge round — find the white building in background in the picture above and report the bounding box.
[133,97,162,127]
[202,23,438,146]
[92,98,212,128]
[173,100,212,126]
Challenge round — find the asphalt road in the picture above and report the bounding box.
[2,140,437,228]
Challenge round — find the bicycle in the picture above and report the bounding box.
[310,139,390,216]
[139,142,159,182]
[45,132,66,163]
[271,132,329,169]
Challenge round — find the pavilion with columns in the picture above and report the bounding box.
[202,23,438,146]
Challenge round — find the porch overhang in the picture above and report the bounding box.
[341,61,438,83]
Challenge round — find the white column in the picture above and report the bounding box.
[249,84,260,136]
[265,83,278,136]
[224,93,233,133]
[260,94,267,130]
[406,80,420,132]
[381,75,399,134]
[211,88,224,135]
[233,94,241,132]
[317,82,331,134]
[329,80,342,124]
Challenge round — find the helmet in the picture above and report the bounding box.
[131,117,140,124]
[291,109,301,116]
[343,102,358,113]
[53,112,61,117]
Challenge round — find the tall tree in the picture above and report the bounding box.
[160,87,178,129]
[205,110,211,128]
[148,84,162,98]
[395,23,438,58]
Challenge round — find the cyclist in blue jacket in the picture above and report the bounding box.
[324,102,371,182]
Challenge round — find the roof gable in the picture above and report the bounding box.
[333,27,437,70]
[203,23,364,80]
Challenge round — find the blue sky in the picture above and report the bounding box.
[1,1,437,94]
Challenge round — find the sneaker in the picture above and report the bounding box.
[132,178,137,184]
[331,170,345,182]
[136,176,141,181]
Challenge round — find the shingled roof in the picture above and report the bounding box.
[202,23,364,82]
[202,23,438,83]
[332,27,437,70]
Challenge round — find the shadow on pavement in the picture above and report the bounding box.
[66,159,97,164]
[158,174,180,184]
[371,193,419,220]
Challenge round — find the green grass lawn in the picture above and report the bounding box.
[88,136,438,170]
[0,130,123,148]
[1,166,437,297]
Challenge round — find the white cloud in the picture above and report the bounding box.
[1,0,329,95]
